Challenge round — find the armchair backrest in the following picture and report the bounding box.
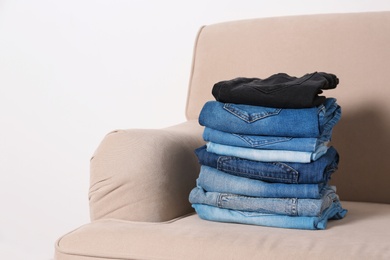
[185,11,390,204]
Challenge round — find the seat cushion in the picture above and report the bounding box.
[55,201,390,260]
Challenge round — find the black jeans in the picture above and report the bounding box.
[212,72,339,108]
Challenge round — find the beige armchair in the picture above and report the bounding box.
[55,11,390,259]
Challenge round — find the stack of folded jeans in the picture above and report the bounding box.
[189,72,347,230]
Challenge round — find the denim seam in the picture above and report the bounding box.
[216,156,226,172]
[324,165,337,180]
[317,102,327,115]
[223,103,282,123]
[319,193,338,218]
[223,172,295,182]
[216,155,301,183]
[321,106,341,137]
[317,100,329,133]
[216,193,224,208]
[291,198,298,216]
[272,162,299,183]
[232,133,293,147]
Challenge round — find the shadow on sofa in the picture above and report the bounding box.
[331,105,390,204]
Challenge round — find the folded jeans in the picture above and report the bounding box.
[203,127,329,152]
[189,186,338,217]
[195,145,339,184]
[198,98,341,138]
[197,165,324,199]
[206,142,328,163]
[192,199,347,230]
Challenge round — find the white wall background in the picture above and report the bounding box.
[1,1,389,259]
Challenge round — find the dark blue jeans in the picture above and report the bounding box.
[195,145,339,184]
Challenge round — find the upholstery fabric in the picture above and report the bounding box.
[56,201,390,260]
[89,120,204,222]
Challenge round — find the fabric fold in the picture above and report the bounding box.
[203,127,328,151]
[189,186,338,217]
[195,145,339,184]
[212,72,339,108]
[197,165,323,199]
[206,142,328,163]
[192,199,347,230]
[198,98,341,138]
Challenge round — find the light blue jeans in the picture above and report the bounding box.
[203,127,328,152]
[197,166,323,199]
[198,98,341,138]
[206,142,328,163]
[192,201,347,230]
[189,186,337,216]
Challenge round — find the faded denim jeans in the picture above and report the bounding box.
[197,166,324,199]
[206,142,328,163]
[203,127,329,152]
[192,199,347,230]
[189,186,338,217]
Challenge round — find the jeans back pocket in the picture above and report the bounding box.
[223,103,281,123]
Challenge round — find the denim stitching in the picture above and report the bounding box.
[272,162,299,183]
[217,193,223,208]
[232,133,293,147]
[290,198,298,216]
[217,156,296,183]
[236,211,273,217]
[223,103,281,123]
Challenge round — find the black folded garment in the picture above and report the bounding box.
[212,72,339,108]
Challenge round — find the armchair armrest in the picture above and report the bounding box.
[89,120,205,222]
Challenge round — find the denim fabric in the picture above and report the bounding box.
[212,72,339,108]
[197,166,323,198]
[203,127,328,152]
[198,98,341,138]
[192,199,347,230]
[206,142,328,163]
[195,146,339,184]
[189,186,337,217]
